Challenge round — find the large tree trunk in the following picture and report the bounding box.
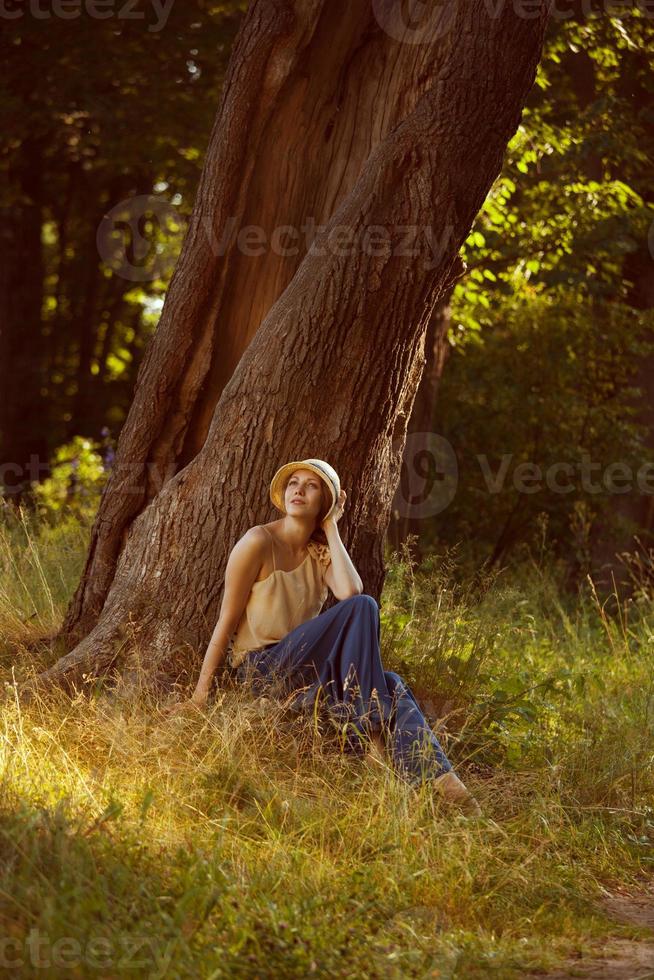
[26,0,549,698]
[60,0,550,648]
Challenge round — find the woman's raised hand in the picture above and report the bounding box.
[322,489,346,528]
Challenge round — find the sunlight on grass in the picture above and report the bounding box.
[0,509,653,977]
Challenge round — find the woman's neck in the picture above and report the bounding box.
[273,515,317,552]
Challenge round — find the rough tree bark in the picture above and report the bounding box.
[24,0,550,698]
[386,290,453,563]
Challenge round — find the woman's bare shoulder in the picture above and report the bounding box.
[235,524,272,539]
[229,525,269,557]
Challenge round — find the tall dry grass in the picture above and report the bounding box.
[1,508,652,977]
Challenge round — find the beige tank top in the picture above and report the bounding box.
[226,527,331,669]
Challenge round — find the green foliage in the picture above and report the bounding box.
[437,9,654,569]
[438,288,654,569]
[33,436,110,523]
[452,9,654,336]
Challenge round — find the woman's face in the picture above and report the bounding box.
[284,469,325,520]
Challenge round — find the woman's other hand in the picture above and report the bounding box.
[163,689,209,718]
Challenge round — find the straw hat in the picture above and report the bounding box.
[270,458,341,521]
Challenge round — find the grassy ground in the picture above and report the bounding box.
[1,505,653,978]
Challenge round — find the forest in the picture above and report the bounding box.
[1,1,653,977]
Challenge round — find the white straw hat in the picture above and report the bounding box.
[269,458,341,521]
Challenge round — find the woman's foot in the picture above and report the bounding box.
[431,770,483,818]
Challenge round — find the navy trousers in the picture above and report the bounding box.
[230,594,453,786]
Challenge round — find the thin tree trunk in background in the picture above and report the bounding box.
[27,0,550,699]
[67,212,104,438]
[63,171,157,439]
[46,164,78,402]
[589,244,654,595]
[61,0,550,646]
[386,290,454,563]
[95,277,134,379]
[0,138,50,503]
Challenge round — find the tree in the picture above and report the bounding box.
[20,0,550,700]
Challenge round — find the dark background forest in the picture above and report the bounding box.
[2,1,653,596]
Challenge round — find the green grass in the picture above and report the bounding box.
[1,507,653,978]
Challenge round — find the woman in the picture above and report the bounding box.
[178,457,481,816]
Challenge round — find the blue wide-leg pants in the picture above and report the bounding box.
[231,594,453,786]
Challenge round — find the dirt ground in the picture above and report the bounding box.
[528,879,654,979]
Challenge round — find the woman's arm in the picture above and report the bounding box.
[190,528,267,703]
[322,496,363,599]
